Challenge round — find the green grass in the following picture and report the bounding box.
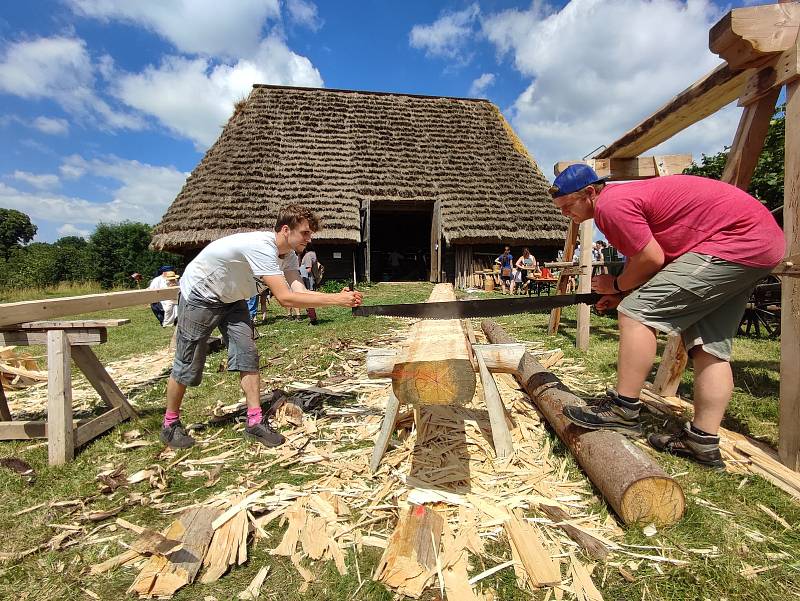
[0,282,797,600]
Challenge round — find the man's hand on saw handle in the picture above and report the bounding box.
[339,286,363,307]
[595,294,623,313]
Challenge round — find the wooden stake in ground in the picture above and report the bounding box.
[482,320,686,526]
[391,284,475,406]
[374,504,444,598]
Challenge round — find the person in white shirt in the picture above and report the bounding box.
[147,266,173,324]
[160,205,363,450]
[160,271,180,326]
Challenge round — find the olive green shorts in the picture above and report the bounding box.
[617,253,772,361]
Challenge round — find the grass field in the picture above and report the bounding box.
[0,282,797,600]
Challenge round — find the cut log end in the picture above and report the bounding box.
[392,359,476,406]
[619,476,686,527]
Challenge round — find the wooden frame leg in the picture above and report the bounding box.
[47,330,74,465]
[548,221,579,335]
[71,345,138,419]
[0,379,11,421]
[370,390,401,474]
[475,349,514,459]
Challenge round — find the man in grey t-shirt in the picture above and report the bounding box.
[160,204,363,449]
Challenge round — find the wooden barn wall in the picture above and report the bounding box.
[308,246,357,284]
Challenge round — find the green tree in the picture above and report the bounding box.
[53,236,95,282]
[684,104,785,214]
[89,222,182,288]
[1,243,60,288]
[0,208,37,259]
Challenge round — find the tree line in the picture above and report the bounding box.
[0,209,182,290]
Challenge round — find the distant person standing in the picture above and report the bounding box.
[496,246,514,294]
[148,265,174,325]
[301,248,318,290]
[160,271,180,327]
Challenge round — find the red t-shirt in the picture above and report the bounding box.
[594,175,785,268]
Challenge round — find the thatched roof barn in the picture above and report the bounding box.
[152,85,567,284]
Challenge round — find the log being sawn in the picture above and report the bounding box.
[482,320,685,527]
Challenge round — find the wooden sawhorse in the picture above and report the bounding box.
[0,320,138,465]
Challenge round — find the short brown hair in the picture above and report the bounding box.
[274,204,320,233]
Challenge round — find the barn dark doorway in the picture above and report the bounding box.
[370,201,432,281]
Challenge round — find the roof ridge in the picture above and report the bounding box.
[251,83,491,103]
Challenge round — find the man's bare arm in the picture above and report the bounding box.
[592,239,665,295]
[261,274,361,308]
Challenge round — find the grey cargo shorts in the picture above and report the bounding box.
[171,294,259,386]
[617,253,773,361]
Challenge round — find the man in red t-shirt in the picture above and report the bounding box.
[549,164,785,468]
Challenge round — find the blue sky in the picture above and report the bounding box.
[1,0,755,242]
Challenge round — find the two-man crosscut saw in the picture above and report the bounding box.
[352,292,604,319]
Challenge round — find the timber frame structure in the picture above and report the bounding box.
[552,2,800,471]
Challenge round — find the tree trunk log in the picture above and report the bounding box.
[481,320,685,527]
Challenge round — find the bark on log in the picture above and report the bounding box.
[482,320,685,527]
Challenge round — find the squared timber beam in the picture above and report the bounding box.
[554,155,693,181]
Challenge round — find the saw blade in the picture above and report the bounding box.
[352,292,603,319]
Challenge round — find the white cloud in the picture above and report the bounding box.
[67,0,281,58]
[0,35,144,131]
[286,0,323,31]
[469,72,495,97]
[57,223,91,239]
[32,116,70,135]
[113,35,323,148]
[481,0,738,178]
[0,156,187,230]
[410,3,480,60]
[12,170,60,190]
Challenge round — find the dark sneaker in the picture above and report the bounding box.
[244,420,286,447]
[648,422,725,469]
[562,389,642,435]
[160,420,195,449]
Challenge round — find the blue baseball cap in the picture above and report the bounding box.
[550,164,607,198]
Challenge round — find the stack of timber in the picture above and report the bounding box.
[482,320,686,527]
[639,386,800,502]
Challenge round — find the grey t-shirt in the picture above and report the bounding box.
[180,232,299,303]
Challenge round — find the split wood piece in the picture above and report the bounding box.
[367,344,526,378]
[440,528,480,601]
[504,512,561,587]
[569,553,604,601]
[201,506,249,583]
[370,389,401,474]
[238,565,270,600]
[576,219,594,351]
[0,288,178,328]
[128,506,220,598]
[473,347,514,459]
[391,284,476,406]
[651,334,688,398]
[130,529,184,556]
[553,155,692,181]
[548,221,579,335]
[374,504,444,599]
[270,499,306,557]
[482,320,686,526]
[538,504,609,561]
[90,548,141,575]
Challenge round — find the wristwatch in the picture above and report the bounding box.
[612,277,624,293]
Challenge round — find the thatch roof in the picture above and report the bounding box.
[151,85,567,251]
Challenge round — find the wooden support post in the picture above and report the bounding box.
[474,347,514,459]
[391,284,475,406]
[548,220,579,335]
[652,334,689,397]
[363,199,371,282]
[482,320,685,526]
[47,330,73,465]
[430,200,442,283]
[779,75,800,471]
[370,390,401,474]
[576,219,594,351]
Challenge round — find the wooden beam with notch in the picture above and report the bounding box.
[554,154,693,180]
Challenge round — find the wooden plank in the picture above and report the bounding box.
[0,419,90,441]
[779,77,800,471]
[548,221,579,335]
[710,3,800,70]
[374,504,444,598]
[74,407,125,448]
[47,330,73,465]
[576,219,594,351]
[598,64,752,159]
[0,329,105,346]
[504,512,561,587]
[474,347,514,459]
[554,155,693,180]
[370,390,402,474]
[652,334,688,397]
[71,345,138,419]
[16,319,130,329]
[391,284,475,406]
[722,85,782,189]
[0,288,178,328]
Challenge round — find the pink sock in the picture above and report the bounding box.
[163,410,180,428]
[247,407,262,427]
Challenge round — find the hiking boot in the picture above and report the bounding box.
[648,422,725,469]
[160,420,195,449]
[562,389,642,435]
[244,419,286,447]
